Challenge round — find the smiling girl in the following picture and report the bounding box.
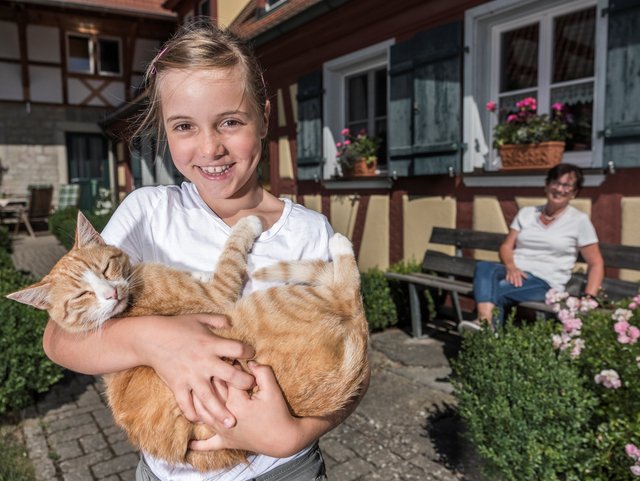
[43,22,368,481]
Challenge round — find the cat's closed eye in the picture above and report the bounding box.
[72,291,92,300]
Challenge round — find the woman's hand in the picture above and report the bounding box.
[505,266,528,287]
[189,361,330,458]
[137,314,256,429]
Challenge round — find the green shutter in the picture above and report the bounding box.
[388,22,463,176]
[296,70,324,180]
[603,1,640,167]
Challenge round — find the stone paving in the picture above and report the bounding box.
[11,232,485,481]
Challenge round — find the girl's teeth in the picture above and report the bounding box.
[201,165,231,174]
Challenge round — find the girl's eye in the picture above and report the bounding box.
[221,119,242,128]
[174,123,192,132]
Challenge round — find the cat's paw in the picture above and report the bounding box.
[329,233,353,257]
[235,215,263,237]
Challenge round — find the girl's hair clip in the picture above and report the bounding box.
[150,47,168,75]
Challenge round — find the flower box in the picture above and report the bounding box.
[499,141,565,171]
[351,157,377,176]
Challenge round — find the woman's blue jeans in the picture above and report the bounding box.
[473,261,551,326]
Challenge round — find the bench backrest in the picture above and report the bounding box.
[425,227,640,300]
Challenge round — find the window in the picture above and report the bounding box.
[67,33,121,76]
[67,35,92,74]
[323,39,393,178]
[464,0,606,172]
[345,68,388,162]
[97,38,121,75]
[265,0,287,11]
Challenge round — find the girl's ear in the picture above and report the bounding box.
[6,280,52,310]
[260,100,271,139]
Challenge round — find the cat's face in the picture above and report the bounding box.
[7,212,132,332]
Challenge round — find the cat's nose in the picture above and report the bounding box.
[105,288,119,301]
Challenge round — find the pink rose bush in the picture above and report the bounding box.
[545,289,640,477]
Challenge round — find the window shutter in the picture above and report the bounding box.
[296,70,324,180]
[603,1,640,167]
[388,21,463,176]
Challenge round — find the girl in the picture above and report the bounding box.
[43,22,369,480]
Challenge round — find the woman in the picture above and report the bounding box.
[462,163,604,330]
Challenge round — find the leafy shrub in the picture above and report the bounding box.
[360,267,397,331]
[49,207,113,250]
[454,319,596,481]
[455,291,640,481]
[386,260,435,326]
[0,226,12,254]
[0,267,63,415]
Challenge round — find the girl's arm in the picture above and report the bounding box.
[43,314,256,428]
[580,243,604,297]
[189,361,371,457]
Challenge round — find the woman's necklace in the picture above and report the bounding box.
[541,205,565,222]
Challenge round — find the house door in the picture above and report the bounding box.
[66,133,109,211]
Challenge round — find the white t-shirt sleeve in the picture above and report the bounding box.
[576,214,599,247]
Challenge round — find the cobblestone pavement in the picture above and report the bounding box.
[12,232,485,481]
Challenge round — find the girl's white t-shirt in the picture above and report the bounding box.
[511,205,598,291]
[101,182,333,481]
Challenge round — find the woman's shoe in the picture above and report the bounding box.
[458,320,483,333]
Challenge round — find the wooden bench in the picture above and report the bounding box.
[385,227,640,337]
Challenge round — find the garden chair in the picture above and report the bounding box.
[56,184,81,211]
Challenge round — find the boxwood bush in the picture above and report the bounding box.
[360,267,398,331]
[49,207,113,250]
[0,249,63,415]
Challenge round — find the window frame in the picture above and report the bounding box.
[323,39,394,179]
[463,0,608,176]
[66,33,94,75]
[66,32,122,77]
[265,0,288,12]
[96,36,122,77]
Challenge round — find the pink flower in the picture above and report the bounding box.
[551,102,564,112]
[562,317,582,335]
[570,338,585,359]
[343,140,351,146]
[516,97,537,111]
[595,369,622,389]
[626,444,640,460]
[486,101,497,112]
[631,465,640,477]
[336,142,342,148]
[631,302,638,309]
[507,114,518,123]
[613,308,633,323]
[615,321,630,334]
[341,128,350,136]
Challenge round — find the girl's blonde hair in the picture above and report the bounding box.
[133,20,268,146]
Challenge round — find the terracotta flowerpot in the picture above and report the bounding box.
[498,141,565,171]
[352,157,377,176]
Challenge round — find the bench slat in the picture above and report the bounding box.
[423,251,476,278]
[384,271,473,294]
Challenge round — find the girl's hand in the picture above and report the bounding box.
[137,314,256,428]
[505,266,528,287]
[189,361,321,458]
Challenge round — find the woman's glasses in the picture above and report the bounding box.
[549,180,576,191]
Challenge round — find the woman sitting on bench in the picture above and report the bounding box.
[462,163,604,331]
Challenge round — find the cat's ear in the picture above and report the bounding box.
[6,280,52,310]
[74,211,105,249]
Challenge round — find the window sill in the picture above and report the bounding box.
[323,176,393,190]
[462,169,607,188]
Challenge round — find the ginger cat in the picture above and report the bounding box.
[7,212,369,472]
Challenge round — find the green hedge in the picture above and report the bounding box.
[49,207,113,250]
[360,267,398,331]
[0,267,64,415]
[454,320,596,481]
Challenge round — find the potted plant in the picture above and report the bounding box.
[335,128,381,177]
[486,97,569,170]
